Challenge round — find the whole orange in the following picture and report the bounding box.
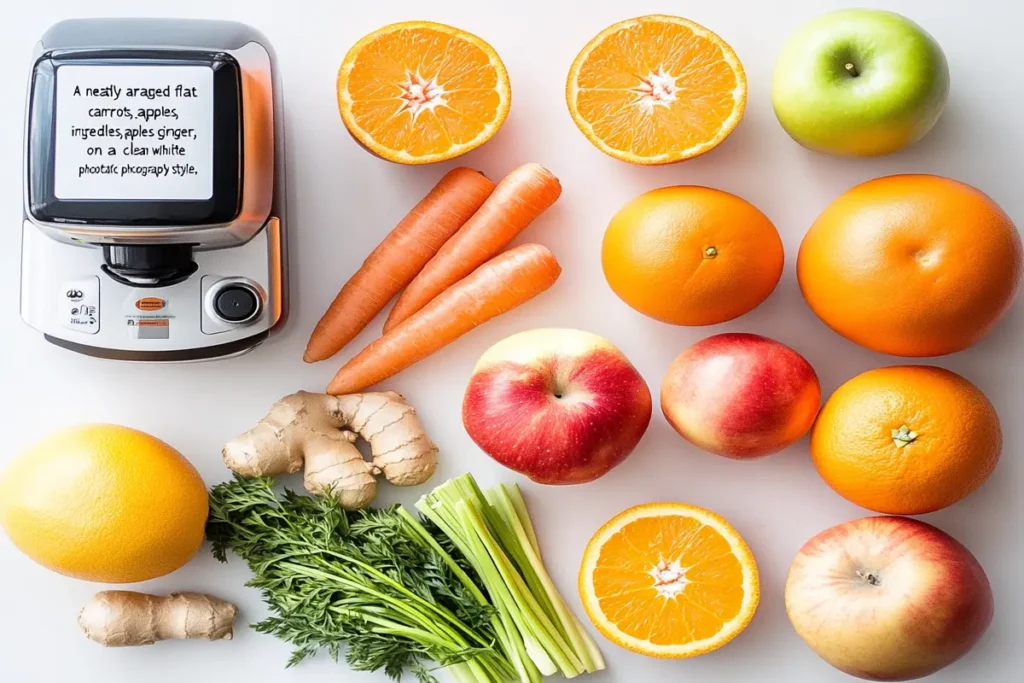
[811,366,1001,515]
[0,424,208,583]
[602,186,784,325]
[798,174,1022,357]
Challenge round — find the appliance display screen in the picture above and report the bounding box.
[53,64,215,201]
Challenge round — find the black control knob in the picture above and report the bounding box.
[212,284,261,323]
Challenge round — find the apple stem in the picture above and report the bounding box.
[844,62,859,78]
[856,569,881,586]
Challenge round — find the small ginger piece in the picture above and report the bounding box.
[79,591,237,647]
[223,391,438,509]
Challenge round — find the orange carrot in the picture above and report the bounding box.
[303,168,495,362]
[382,162,561,333]
[327,244,561,394]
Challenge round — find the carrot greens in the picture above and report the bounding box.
[207,474,602,683]
[207,476,512,683]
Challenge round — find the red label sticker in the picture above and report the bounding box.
[135,297,166,311]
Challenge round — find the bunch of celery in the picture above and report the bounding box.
[208,476,517,683]
[417,474,605,682]
[208,473,602,683]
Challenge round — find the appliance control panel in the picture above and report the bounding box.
[20,218,283,361]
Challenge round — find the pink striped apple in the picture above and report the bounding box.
[660,333,820,458]
[462,328,652,484]
[786,516,993,681]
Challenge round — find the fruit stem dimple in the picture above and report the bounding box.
[892,425,918,448]
[844,62,859,78]
[856,568,881,586]
[704,246,719,259]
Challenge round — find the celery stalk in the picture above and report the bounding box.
[456,500,576,676]
[486,487,600,673]
[396,507,528,679]
[484,488,562,620]
[418,474,605,681]
[416,492,541,683]
[504,484,541,553]
[493,485,606,673]
[489,483,605,672]
[432,482,548,680]
[424,481,557,677]
[567,609,607,673]
[456,500,552,679]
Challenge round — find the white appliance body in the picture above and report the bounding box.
[20,217,283,361]
[19,19,288,361]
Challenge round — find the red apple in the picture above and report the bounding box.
[463,328,652,484]
[660,333,820,458]
[786,516,993,681]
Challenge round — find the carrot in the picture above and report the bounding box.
[382,162,562,333]
[327,243,562,395]
[303,167,495,362]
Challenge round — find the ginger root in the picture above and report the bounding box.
[223,391,438,509]
[79,591,236,646]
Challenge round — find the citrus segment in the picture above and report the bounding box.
[579,503,759,658]
[338,21,510,164]
[567,15,746,164]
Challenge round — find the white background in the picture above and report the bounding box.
[1,1,1021,682]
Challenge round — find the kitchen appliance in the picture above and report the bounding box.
[20,18,287,361]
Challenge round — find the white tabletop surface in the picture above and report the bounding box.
[2,1,1021,681]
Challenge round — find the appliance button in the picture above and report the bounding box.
[212,284,261,324]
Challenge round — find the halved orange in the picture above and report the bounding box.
[337,21,511,164]
[566,15,747,165]
[579,503,759,658]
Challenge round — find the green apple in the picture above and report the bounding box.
[772,9,949,157]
